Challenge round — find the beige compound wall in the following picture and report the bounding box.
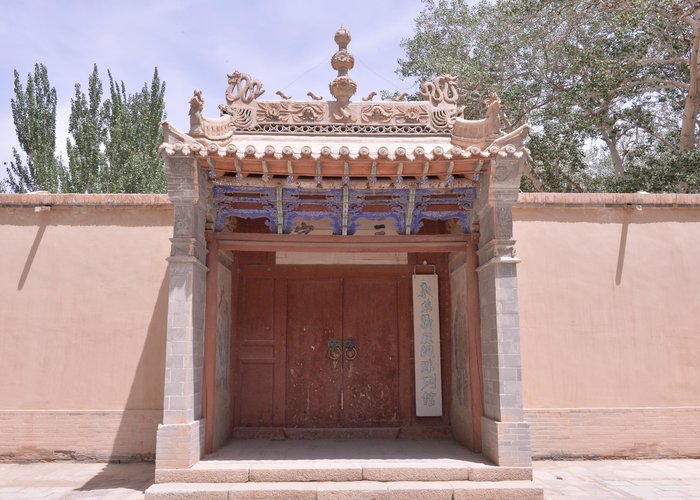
[515,193,700,458]
[2,192,699,462]
[0,194,173,461]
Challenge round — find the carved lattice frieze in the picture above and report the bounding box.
[282,188,343,234]
[212,185,277,232]
[348,189,408,235]
[212,184,476,235]
[410,187,476,234]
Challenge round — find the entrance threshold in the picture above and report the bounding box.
[156,438,532,483]
[233,427,453,440]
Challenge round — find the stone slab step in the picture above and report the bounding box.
[145,480,544,499]
[155,462,532,484]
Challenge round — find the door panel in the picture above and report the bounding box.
[235,275,275,426]
[238,362,274,425]
[342,277,400,426]
[285,279,343,427]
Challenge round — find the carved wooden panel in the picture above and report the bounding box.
[233,273,276,426]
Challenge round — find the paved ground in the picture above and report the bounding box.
[0,459,698,499]
[0,462,152,499]
[535,459,700,498]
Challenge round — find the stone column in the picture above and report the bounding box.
[156,155,209,469]
[474,156,532,467]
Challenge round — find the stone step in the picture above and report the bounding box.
[145,480,544,499]
[155,461,532,484]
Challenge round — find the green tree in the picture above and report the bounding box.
[63,64,106,193]
[102,68,166,193]
[398,0,700,192]
[6,64,63,193]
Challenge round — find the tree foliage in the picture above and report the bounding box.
[62,64,105,193]
[6,64,63,193]
[398,0,700,192]
[5,65,167,193]
[102,68,166,193]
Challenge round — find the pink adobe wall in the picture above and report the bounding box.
[2,192,699,460]
[514,193,700,458]
[0,194,173,460]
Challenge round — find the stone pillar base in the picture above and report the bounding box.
[481,416,532,467]
[155,419,205,469]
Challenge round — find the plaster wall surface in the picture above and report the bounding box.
[0,196,173,460]
[1,192,699,461]
[514,193,700,457]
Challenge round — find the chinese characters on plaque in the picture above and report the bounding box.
[412,274,443,417]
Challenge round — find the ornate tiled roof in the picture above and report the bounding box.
[159,28,531,235]
[160,27,530,173]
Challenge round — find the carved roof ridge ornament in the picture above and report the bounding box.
[329,26,357,121]
[180,29,474,138]
[175,27,530,165]
[450,93,504,149]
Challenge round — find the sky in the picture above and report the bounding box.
[0,0,434,175]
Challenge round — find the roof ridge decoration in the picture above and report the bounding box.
[329,26,356,120]
[165,27,532,166]
[186,27,469,138]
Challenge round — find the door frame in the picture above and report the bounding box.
[228,252,454,439]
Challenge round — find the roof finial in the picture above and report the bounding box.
[329,26,356,121]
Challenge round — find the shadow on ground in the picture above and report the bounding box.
[74,462,154,494]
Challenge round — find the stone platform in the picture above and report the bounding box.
[146,439,542,499]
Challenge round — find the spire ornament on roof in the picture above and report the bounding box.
[187,29,480,136]
[329,26,357,121]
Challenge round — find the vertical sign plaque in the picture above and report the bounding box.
[412,274,443,417]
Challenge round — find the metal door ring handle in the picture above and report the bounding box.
[328,338,342,360]
[344,338,358,360]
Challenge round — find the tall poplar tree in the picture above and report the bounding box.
[63,64,106,193]
[102,68,166,193]
[6,64,63,193]
[60,66,167,193]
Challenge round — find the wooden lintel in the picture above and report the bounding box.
[214,177,474,190]
[202,157,486,181]
[212,232,471,253]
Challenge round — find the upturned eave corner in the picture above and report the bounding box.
[159,120,201,159]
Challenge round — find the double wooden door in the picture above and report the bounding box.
[233,262,412,431]
[286,276,402,427]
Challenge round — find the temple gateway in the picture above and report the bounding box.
[3,25,700,500]
[156,26,532,476]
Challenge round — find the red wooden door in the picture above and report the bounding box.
[285,274,403,428]
[341,276,400,426]
[285,278,343,427]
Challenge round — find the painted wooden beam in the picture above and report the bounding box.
[213,233,470,253]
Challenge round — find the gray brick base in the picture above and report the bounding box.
[155,419,205,469]
[481,416,532,466]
